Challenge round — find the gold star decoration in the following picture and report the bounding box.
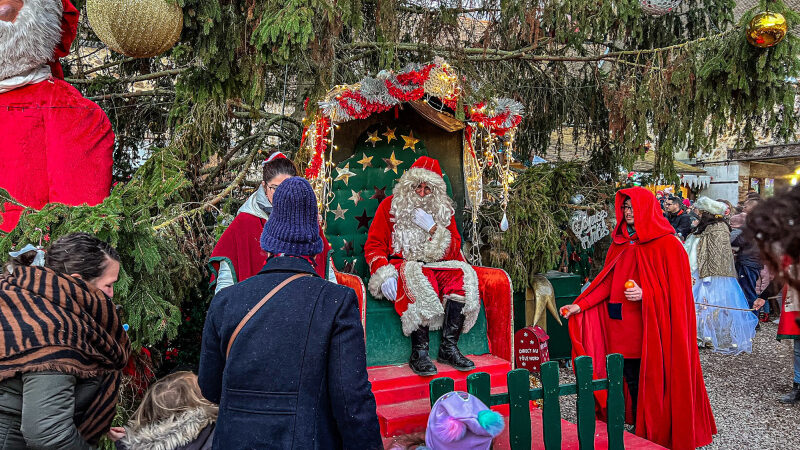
[334,163,356,185]
[383,127,397,143]
[356,153,373,169]
[383,151,403,174]
[366,130,382,147]
[331,203,348,221]
[402,131,420,151]
[348,189,363,206]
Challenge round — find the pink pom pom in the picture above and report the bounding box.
[434,416,466,442]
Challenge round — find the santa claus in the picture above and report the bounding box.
[365,156,479,376]
[0,0,114,232]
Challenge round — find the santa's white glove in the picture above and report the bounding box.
[381,277,398,301]
[412,208,436,233]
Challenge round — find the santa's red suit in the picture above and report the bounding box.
[0,0,113,232]
[364,157,480,337]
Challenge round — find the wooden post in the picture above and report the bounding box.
[605,354,625,450]
[430,377,455,407]
[574,355,596,449]
[540,360,562,449]
[467,372,491,407]
[507,369,532,449]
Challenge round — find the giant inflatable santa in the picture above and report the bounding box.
[0,0,114,232]
[364,156,480,376]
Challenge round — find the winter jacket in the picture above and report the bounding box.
[0,371,102,449]
[666,209,693,239]
[115,408,216,450]
[731,227,762,269]
[199,256,381,449]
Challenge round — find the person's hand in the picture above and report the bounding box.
[753,298,766,310]
[560,304,581,318]
[624,281,643,301]
[381,277,398,301]
[107,427,126,442]
[412,208,436,233]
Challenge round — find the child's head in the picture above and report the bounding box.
[129,371,217,430]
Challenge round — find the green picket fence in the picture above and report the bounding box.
[429,354,625,450]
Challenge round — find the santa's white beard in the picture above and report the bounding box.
[0,0,62,80]
[390,184,454,261]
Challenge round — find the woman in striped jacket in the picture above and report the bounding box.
[0,232,130,449]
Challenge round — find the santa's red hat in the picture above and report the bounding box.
[49,0,79,79]
[410,156,443,178]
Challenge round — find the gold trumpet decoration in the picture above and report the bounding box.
[525,275,562,331]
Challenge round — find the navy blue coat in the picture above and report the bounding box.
[198,256,381,449]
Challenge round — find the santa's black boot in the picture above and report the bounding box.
[409,326,437,376]
[437,301,475,371]
[778,382,800,404]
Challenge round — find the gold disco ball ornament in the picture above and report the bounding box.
[746,12,788,48]
[86,0,183,58]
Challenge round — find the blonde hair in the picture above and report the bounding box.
[128,371,218,431]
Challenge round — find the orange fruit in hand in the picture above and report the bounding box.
[624,280,635,289]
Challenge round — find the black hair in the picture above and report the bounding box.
[693,211,730,235]
[45,232,120,281]
[262,153,298,184]
[746,186,800,291]
[664,195,682,207]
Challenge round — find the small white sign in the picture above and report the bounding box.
[570,210,610,249]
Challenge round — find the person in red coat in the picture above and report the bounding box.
[0,0,114,232]
[561,187,716,450]
[364,156,479,376]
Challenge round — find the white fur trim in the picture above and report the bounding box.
[368,264,398,299]
[0,0,62,80]
[399,168,448,193]
[120,407,215,450]
[399,260,481,335]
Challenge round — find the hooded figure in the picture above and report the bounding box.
[564,187,716,450]
[0,0,114,231]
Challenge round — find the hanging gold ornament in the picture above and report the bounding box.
[746,12,788,48]
[86,0,183,58]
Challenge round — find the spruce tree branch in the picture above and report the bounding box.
[88,89,175,101]
[151,143,262,232]
[227,101,303,129]
[341,30,736,62]
[65,67,188,85]
[81,57,137,75]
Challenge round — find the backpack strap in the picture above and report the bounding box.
[225,273,311,359]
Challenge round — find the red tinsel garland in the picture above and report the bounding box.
[304,115,330,179]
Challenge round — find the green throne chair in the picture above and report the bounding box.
[325,124,514,368]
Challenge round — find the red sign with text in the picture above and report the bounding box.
[515,326,550,373]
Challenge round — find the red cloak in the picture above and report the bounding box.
[209,212,331,287]
[569,187,716,449]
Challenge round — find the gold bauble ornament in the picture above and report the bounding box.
[86,0,183,58]
[746,12,788,48]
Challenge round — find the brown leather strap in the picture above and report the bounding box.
[225,273,310,359]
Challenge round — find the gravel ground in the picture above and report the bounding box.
[554,321,799,449]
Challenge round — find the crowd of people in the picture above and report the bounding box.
[1,157,799,449]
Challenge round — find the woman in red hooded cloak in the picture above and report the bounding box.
[563,187,716,450]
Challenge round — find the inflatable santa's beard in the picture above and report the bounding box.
[0,0,62,80]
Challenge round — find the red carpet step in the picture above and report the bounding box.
[368,354,512,437]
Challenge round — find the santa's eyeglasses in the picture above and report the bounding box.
[415,183,432,195]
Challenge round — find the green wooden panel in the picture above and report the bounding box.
[605,354,626,450]
[467,372,491,407]
[430,377,455,407]
[543,271,582,361]
[574,355,596,450]
[540,361,562,450]
[507,369,532,450]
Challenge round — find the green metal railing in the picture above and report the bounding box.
[429,354,625,450]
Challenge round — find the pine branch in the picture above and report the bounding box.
[66,67,188,85]
[88,89,175,101]
[81,57,137,75]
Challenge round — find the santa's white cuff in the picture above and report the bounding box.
[368,264,399,300]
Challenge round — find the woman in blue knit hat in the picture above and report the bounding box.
[199,177,382,449]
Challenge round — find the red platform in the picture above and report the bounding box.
[369,354,512,437]
[370,354,665,449]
